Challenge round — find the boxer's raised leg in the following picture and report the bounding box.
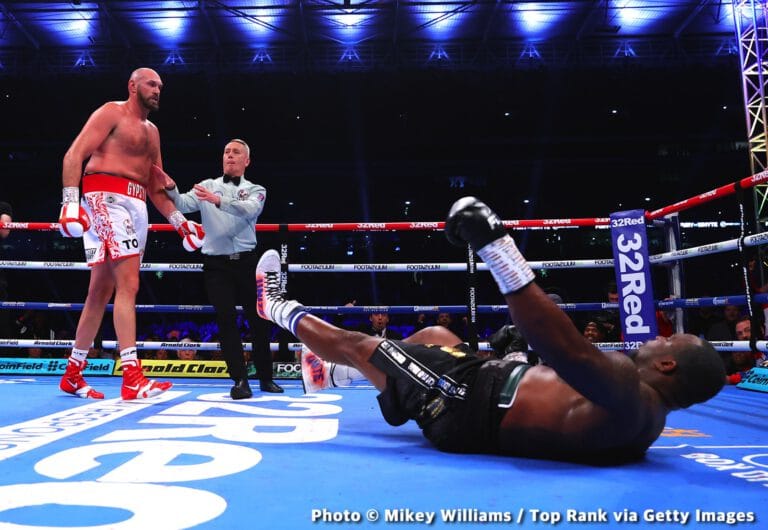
[256,250,388,390]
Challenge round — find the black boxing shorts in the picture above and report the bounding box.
[370,339,530,453]
[464,359,532,453]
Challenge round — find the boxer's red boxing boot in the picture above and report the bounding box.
[60,358,104,399]
[121,359,172,400]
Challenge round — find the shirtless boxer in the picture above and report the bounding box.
[254,197,726,461]
[58,67,205,400]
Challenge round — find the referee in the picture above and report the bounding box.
[156,138,283,398]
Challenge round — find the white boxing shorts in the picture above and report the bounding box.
[81,173,148,266]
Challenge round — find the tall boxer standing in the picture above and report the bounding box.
[58,67,204,400]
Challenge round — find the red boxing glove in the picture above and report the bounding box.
[59,187,90,237]
[169,210,204,252]
[178,220,205,252]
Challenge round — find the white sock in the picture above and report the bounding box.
[120,347,138,363]
[69,347,89,363]
[273,299,309,336]
[330,364,366,386]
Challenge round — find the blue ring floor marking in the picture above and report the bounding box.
[0,378,764,529]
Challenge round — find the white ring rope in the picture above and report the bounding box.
[4,295,767,314]
[0,260,607,272]
[0,339,304,352]
[0,339,763,353]
[3,228,768,273]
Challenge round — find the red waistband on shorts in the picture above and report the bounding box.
[82,173,147,202]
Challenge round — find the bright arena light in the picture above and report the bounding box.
[412,2,473,39]
[136,2,190,42]
[612,0,665,32]
[325,10,378,42]
[514,3,565,36]
[230,10,281,39]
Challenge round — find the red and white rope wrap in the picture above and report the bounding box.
[4,168,768,234]
[0,219,611,232]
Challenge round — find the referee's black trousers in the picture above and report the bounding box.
[203,251,273,382]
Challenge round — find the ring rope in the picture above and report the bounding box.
[0,339,763,353]
[0,218,611,233]
[4,294,767,314]
[645,169,768,219]
[3,169,768,235]
[0,260,612,272]
[0,339,303,352]
[1,228,766,273]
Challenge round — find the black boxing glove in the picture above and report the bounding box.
[488,324,529,358]
[445,196,507,250]
[445,196,534,294]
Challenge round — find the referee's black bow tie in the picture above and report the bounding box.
[223,175,241,186]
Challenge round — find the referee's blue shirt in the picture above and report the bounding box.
[166,176,266,256]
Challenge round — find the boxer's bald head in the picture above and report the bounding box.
[128,67,163,112]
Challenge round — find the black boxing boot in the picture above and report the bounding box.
[445,197,535,295]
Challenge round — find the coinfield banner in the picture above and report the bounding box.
[0,358,114,375]
[736,367,768,394]
[609,209,658,349]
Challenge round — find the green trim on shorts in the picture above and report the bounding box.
[497,364,531,409]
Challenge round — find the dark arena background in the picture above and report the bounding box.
[0,2,767,530]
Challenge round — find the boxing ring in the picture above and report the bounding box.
[0,173,767,529]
